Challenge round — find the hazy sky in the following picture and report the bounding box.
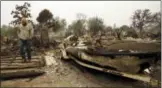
[1,1,161,27]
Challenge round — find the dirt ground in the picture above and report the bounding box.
[1,49,157,88]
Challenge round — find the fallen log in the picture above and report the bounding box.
[1,68,45,80]
[1,55,42,63]
[0,56,41,60]
[1,56,45,70]
[1,62,43,70]
[1,61,38,65]
[1,59,39,63]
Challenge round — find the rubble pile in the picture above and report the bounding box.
[1,38,19,56]
[61,34,161,87]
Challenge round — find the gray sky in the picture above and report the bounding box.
[1,1,160,27]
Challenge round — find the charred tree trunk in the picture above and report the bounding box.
[116,32,121,40]
[40,24,43,46]
[40,24,50,48]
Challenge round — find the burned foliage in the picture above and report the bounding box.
[10,2,32,26]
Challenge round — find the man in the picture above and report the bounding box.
[17,18,34,62]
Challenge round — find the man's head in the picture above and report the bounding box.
[21,18,27,26]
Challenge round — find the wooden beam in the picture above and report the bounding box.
[1,68,45,80]
[1,62,44,70]
[0,56,41,60]
[1,59,39,63]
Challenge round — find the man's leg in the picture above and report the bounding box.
[20,39,26,62]
[26,39,31,61]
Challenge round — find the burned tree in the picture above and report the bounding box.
[149,12,161,39]
[114,28,122,40]
[68,20,86,37]
[10,2,32,26]
[36,9,53,48]
[67,13,86,37]
[48,17,67,33]
[131,9,152,38]
[37,9,53,24]
[88,17,105,36]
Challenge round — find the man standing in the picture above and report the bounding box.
[17,18,34,62]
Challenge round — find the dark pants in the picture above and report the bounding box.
[20,39,31,60]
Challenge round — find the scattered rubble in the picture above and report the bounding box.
[61,34,161,87]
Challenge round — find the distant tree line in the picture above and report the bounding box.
[1,2,161,46]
